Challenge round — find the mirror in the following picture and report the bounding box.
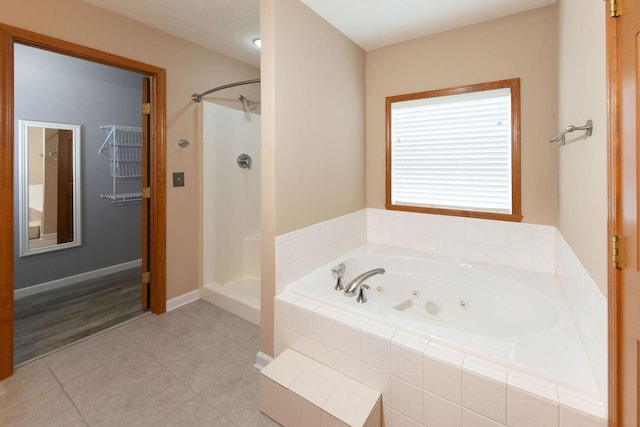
[18,120,82,257]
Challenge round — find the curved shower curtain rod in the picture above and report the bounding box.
[191,78,261,102]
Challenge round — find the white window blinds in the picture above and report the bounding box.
[390,87,513,214]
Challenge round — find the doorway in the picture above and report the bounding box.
[0,24,167,380]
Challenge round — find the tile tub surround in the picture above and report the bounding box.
[275,208,607,407]
[276,210,367,294]
[274,292,607,427]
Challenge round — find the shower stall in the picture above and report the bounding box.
[199,93,261,325]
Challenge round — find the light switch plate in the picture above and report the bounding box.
[173,172,185,187]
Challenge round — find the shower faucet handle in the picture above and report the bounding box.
[331,263,346,291]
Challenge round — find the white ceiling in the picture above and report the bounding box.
[80,0,556,68]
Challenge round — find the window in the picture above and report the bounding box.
[386,78,522,221]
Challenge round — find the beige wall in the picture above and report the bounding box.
[366,6,559,226]
[2,0,260,300]
[557,0,607,294]
[261,0,366,354]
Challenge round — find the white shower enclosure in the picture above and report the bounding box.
[201,102,261,325]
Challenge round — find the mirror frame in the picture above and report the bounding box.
[18,119,82,256]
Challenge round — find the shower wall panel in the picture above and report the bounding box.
[203,103,261,286]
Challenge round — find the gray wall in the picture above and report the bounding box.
[13,44,143,289]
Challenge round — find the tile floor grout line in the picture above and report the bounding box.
[54,371,90,427]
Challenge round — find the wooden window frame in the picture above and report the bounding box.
[385,78,522,222]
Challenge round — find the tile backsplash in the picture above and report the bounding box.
[275,210,366,294]
[366,209,556,273]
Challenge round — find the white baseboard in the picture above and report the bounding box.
[254,351,273,370]
[166,289,200,311]
[14,259,142,299]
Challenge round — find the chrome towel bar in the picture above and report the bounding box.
[549,119,593,145]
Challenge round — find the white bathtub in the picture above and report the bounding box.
[277,243,604,418]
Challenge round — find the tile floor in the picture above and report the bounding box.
[0,299,280,427]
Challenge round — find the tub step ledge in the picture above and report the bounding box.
[260,348,382,426]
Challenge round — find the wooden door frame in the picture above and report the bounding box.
[607,1,624,425]
[606,12,620,421]
[0,24,167,380]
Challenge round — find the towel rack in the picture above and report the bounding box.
[549,120,593,145]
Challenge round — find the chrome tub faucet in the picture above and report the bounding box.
[343,268,385,297]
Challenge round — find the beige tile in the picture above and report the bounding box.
[290,361,344,407]
[153,395,232,427]
[424,352,462,404]
[557,387,606,420]
[44,329,138,384]
[322,376,381,427]
[507,370,558,403]
[424,391,462,427]
[559,406,607,427]
[62,347,164,414]
[334,351,362,381]
[289,393,322,427]
[390,408,422,427]
[390,377,423,424]
[382,405,392,426]
[321,411,349,427]
[313,340,337,368]
[0,386,83,427]
[261,348,314,388]
[361,363,390,404]
[0,359,59,414]
[363,399,382,427]
[361,331,391,372]
[83,370,195,427]
[334,320,363,359]
[508,387,558,427]
[463,370,506,424]
[463,409,506,427]
[260,375,290,426]
[390,337,424,388]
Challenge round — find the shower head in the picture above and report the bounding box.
[238,94,256,110]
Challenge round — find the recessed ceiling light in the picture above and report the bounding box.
[252,38,261,48]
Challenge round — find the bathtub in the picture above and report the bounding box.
[275,243,605,422]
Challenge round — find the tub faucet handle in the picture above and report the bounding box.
[331,263,346,291]
[356,284,370,304]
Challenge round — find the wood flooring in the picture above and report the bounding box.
[14,268,144,366]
